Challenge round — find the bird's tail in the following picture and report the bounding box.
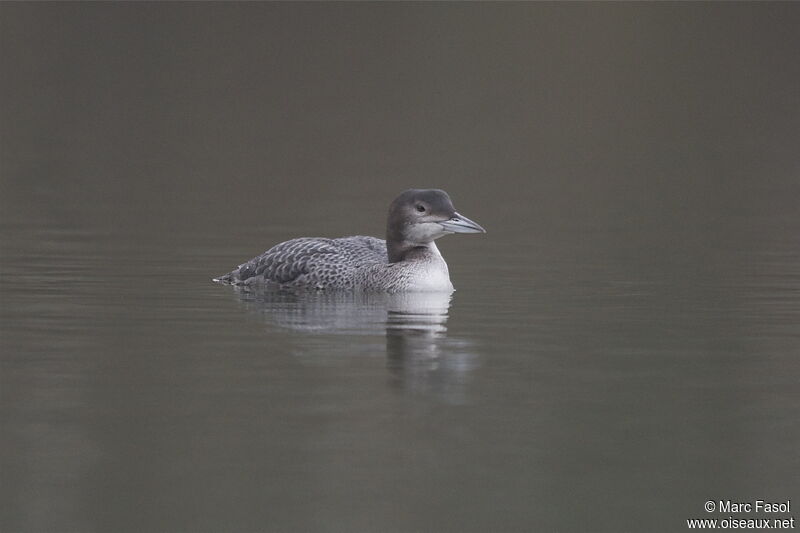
[212,272,235,284]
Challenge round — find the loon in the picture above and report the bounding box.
[213,189,485,292]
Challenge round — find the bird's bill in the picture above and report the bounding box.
[438,212,486,234]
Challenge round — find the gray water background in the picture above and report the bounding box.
[1,4,799,532]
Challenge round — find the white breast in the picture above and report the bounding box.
[407,242,454,292]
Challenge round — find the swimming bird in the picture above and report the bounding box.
[213,189,485,292]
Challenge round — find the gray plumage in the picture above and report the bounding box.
[215,236,387,290]
[214,189,485,292]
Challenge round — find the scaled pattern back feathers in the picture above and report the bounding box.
[216,236,388,289]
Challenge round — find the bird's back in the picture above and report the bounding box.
[214,236,388,289]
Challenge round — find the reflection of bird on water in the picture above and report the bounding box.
[214,189,484,292]
[231,287,453,334]
[226,287,478,403]
[384,304,477,403]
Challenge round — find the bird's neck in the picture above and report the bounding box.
[387,240,441,264]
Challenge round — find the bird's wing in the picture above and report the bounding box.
[216,236,387,286]
[230,238,339,284]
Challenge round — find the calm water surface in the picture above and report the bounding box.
[3,202,798,532]
[2,4,800,532]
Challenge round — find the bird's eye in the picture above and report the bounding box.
[415,205,426,213]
